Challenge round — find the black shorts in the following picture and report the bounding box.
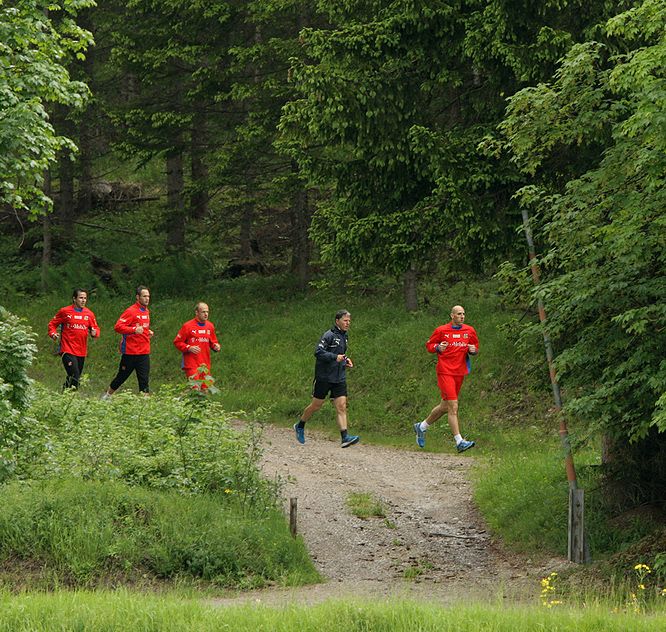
[312,379,347,400]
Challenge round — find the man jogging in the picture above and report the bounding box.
[102,285,153,397]
[173,301,220,389]
[294,309,360,448]
[413,305,479,453]
[48,288,100,389]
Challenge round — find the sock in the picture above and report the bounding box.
[454,434,463,445]
[297,420,306,428]
[419,421,430,432]
[341,430,348,440]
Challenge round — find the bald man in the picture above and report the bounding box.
[173,302,221,388]
[413,305,479,452]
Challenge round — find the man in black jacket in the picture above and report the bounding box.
[294,309,360,448]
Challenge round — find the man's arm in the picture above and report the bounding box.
[173,324,191,352]
[114,307,139,334]
[425,327,445,354]
[468,328,479,355]
[89,311,100,338]
[47,308,64,339]
[210,325,221,352]
[314,331,339,362]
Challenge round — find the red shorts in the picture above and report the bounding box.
[437,374,464,400]
[184,366,212,390]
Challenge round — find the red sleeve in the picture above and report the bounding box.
[425,327,443,354]
[210,324,219,348]
[173,322,190,352]
[47,308,66,337]
[470,327,479,352]
[114,306,136,335]
[89,311,101,337]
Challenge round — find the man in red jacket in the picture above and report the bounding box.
[412,305,479,453]
[173,302,220,389]
[103,285,153,397]
[48,288,100,390]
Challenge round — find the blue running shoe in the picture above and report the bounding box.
[294,423,305,445]
[413,422,426,448]
[341,434,360,448]
[457,439,475,453]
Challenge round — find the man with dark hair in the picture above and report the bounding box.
[48,288,100,389]
[173,301,221,389]
[413,305,479,453]
[294,309,360,448]
[102,285,152,397]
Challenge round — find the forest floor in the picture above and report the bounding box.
[214,423,570,607]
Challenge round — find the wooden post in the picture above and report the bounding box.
[289,497,297,537]
[568,489,587,563]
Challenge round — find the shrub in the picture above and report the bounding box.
[27,386,277,514]
[0,307,37,481]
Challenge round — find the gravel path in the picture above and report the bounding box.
[214,423,566,606]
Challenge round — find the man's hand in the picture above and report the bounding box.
[51,333,59,342]
[148,329,154,337]
[135,325,144,334]
[344,356,354,368]
[189,345,201,354]
[436,341,448,352]
[212,343,221,352]
[468,344,477,354]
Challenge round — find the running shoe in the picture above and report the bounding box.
[456,439,475,453]
[413,422,426,448]
[341,434,360,448]
[293,423,305,445]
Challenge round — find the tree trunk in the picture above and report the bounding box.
[41,170,52,292]
[289,163,311,290]
[76,8,94,215]
[166,149,186,249]
[239,201,254,259]
[57,148,75,237]
[77,117,93,215]
[403,265,418,312]
[190,111,208,220]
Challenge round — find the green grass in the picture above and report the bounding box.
[2,274,658,575]
[0,591,663,631]
[0,479,318,590]
[14,275,546,446]
[346,492,386,520]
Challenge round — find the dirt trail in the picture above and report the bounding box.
[215,424,567,606]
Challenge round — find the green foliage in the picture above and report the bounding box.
[499,0,666,474]
[278,0,613,292]
[0,478,318,587]
[0,307,38,482]
[26,387,276,508]
[0,0,93,215]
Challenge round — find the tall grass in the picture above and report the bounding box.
[0,592,663,631]
[0,479,318,589]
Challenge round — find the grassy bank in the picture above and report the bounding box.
[0,479,318,590]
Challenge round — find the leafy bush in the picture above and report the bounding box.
[0,478,318,587]
[0,307,38,481]
[26,386,277,513]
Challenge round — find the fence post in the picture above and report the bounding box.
[289,497,297,537]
